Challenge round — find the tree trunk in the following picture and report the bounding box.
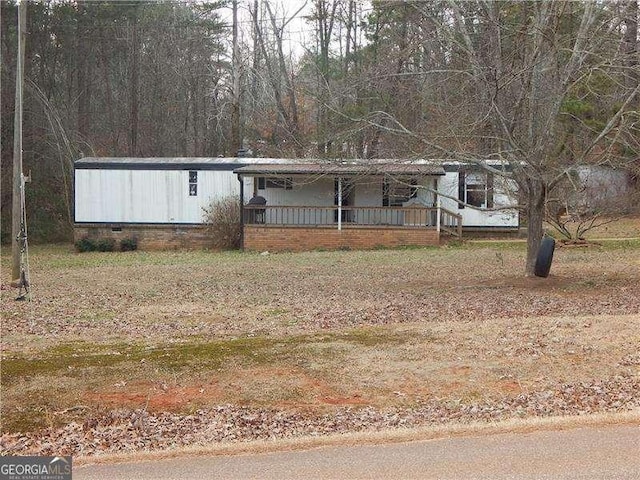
[315,0,337,157]
[264,1,304,156]
[99,35,117,153]
[128,16,139,156]
[231,0,241,154]
[623,1,638,95]
[525,178,546,276]
[77,2,91,140]
[251,0,260,108]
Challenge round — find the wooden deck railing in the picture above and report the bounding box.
[439,207,463,238]
[243,205,454,230]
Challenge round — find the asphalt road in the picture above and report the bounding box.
[76,424,640,480]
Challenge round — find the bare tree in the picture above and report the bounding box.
[251,0,306,156]
[311,0,338,156]
[332,1,639,275]
[546,167,637,241]
[1,1,229,241]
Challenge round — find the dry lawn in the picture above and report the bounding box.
[1,240,639,456]
[545,213,640,240]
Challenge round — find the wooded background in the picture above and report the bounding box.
[1,0,638,245]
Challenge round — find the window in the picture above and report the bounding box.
[465,173,486,207]
[383,178,417,206]
[189,170,198,196]
[257,177,266,190]
[264,177,293,190]
[458,171,493,209]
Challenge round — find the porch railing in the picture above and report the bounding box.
[439,207,463,238]
[245,204,463,231]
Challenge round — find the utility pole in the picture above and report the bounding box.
[11,0,27,285]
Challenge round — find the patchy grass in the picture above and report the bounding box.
[582,215,640,239]
[0,328,419,432]
[598,238,640,249]
[1,243,639,443]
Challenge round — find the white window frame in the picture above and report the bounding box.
[465,172,487,208]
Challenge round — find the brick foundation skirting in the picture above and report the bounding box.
[243,225,439,252]
[74,224,211,250]
[74,224,440,252]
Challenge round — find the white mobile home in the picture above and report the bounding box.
[74,157,256,224]
[74,157,519,250]
[439,163,519,229]
[74,157,259,249]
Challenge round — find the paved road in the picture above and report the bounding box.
[76,424,639,480]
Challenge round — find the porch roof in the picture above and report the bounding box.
[234,162,446,176]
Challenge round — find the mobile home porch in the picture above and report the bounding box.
[234,163,462,252]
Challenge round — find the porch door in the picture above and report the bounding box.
[334,178,354,223]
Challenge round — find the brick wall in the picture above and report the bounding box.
[243,226,439,252]
[74,224,211,250]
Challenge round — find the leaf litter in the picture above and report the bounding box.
[1,246,639,456]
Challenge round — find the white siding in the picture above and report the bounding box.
[255,176,335,224]
[258,176,335,206]
[75,169,251,224]
[353,177,382,207]
[76,167,519,228]
[439,172,519,227]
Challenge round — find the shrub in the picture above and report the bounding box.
[75,237,97,252]
[203,196,242,249]
[120,237,138,252]
[96,238,116,252]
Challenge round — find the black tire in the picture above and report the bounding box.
[534,236,555,278]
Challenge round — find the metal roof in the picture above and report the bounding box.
[74,157,517,174]
[234,162,446,176]
[74,157,454,174]
[74,157,301,171]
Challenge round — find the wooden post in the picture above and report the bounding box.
[11,0,27,283]
[436,197,441,233]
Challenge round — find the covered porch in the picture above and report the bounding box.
[234,162,462,252]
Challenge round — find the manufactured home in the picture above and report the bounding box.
[74,157,519,251]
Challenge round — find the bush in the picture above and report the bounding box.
[75,237,97,252]
[203,196,242,249]
[75,236,122,253]
[96,238,116,252]
[120,237,138,252]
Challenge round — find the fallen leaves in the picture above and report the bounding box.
[2,247,639,348]
[1,375,638,457]
[1,245,639,457]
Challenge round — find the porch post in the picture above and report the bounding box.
[436,196,441,233]
[238,175,245,249]
[337,177,342,231]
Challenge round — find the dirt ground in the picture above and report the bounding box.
[1,238,639,456]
